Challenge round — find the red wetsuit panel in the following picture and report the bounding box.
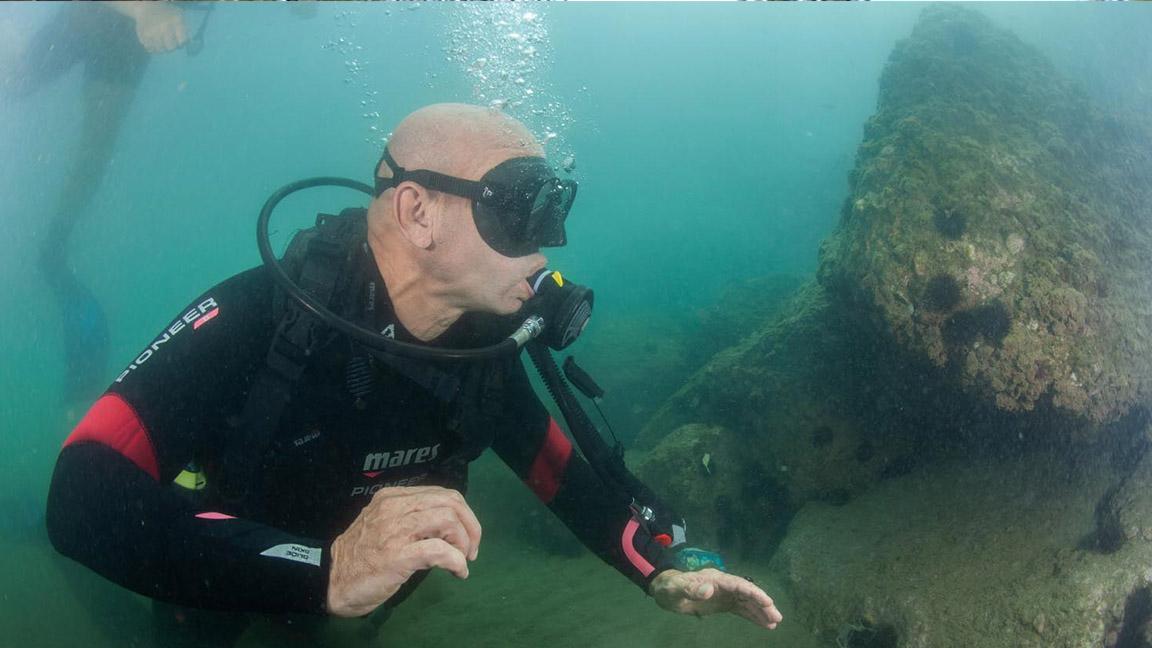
[63,393,159,481]
[526,417,572,504]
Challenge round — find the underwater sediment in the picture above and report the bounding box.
[771,447,1152,648]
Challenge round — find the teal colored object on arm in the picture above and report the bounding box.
[673,547,727,572]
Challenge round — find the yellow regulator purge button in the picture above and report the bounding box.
[551,271,564,287]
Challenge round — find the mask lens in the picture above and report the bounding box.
[474,158,577,257]
[527,180,574,248]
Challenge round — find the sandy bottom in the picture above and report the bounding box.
[347,544,820,648]
[4,535,820,648]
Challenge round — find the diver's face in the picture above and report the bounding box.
[437,189,547,316]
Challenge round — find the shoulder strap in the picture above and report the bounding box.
[437,357,511,470]
[219,209,364,506]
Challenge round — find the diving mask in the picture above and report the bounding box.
[374,147,577,258]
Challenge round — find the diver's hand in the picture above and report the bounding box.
[650,568,783,630]
[133,2,187,53]
[326,486,482,618]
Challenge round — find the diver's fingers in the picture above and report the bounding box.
[733,595,782,629]
[174,15,188,48]
[162,22,181,52]
[140,32,158,54]
[399,538,470,580]
[687,570,782,629]
[374,486,482,561]
[724,580,783,629]
[403,507,473,565]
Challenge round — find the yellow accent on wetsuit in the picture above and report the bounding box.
[174,467,207,491]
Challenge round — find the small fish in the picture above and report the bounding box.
[701,452,712,476]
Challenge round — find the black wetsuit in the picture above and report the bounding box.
[46,231,677,623]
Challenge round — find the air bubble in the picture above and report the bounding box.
[442,4,577,161]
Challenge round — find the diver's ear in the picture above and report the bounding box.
[393,182,434,250]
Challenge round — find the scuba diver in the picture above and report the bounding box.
[4,2,196,403]
[45,104,782,646]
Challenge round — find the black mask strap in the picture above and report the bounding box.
[374,147,489,201]
[373,148,402,197]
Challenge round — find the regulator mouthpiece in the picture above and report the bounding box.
[524,269,594,350]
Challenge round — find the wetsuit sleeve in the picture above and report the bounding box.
[46,267,331,615]
[489,360,678,594]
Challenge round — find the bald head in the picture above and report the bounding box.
[379,103,544,181]
[364,104,552,338]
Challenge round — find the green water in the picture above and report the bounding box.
[1,3,1149,646]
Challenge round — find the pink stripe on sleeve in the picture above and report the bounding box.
[195,512,237,520]
[621,518,656,578]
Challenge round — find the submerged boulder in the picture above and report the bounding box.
[818,5,1152,425]
[637,283,940,525]
[636,277,1100,556]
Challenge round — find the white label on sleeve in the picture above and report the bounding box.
[260,543,322,567]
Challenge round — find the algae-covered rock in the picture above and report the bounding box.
[1096,433,1152,554]
[632,424,787,557]
[636,274,1105,537]
[818,5,1152,425]
[770,448,1152,648]
[637,282,938,511]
